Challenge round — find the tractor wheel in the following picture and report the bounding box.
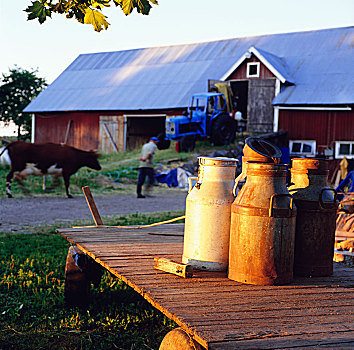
[179,135,196,152]
[157,133,171,150]
[211,114,236,146]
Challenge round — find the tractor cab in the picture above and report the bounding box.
[164,92,235,152]
[188,93,226,118]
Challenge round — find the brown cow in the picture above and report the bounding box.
[0,141,101,198]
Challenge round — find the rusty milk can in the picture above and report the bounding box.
[288,158,338,277]
[243,137,282,164]
[235,137,282,193]
[229,162,297,285]
[182,156,238,271]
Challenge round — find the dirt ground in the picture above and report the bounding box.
[0,188,187,233]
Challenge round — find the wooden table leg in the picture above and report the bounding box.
[159,328,203,350]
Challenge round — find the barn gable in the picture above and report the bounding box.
[223,46,294,84]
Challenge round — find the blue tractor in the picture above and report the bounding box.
[161,92,236,152]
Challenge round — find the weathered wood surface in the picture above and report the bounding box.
[154,257,193,278]
[58,224,354,349]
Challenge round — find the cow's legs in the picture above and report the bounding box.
[6,170,14,198]
[63,173,73,198]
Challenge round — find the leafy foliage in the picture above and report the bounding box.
[25,0,159,32]
[0,67,47,140]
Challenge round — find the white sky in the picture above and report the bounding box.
[0,0,353,135]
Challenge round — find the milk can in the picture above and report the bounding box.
[229,162,296,285]
[182,157,238,271]
[235,137,282,194]
[288,158,338,277]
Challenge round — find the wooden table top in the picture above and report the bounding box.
[58,224,354,349]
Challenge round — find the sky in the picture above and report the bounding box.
[0,0,353,135]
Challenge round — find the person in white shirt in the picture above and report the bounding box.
[136,137,158,198]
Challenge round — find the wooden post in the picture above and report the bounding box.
[64,246,90,307]
[82,186,103,226]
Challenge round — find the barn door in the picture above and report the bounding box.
[99,116,125,153]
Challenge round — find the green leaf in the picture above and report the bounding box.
[135,0,152,15]
[24,1,51,24]
[84,8,110,32]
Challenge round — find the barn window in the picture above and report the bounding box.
[335,141,354,159]
[247,62,260,78]
[289,140,316,157]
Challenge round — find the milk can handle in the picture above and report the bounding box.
[188,177,199,192]
[233,173,246,196]
[319,188,337,210]
[269,193,294,217]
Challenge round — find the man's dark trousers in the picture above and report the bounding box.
[137,167,155,196]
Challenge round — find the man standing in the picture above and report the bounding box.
[137,137,159,198]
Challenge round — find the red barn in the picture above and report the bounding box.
[24,27,353,172]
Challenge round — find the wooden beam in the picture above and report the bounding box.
[82,186,103,226]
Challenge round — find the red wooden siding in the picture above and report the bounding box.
[278,109,354,153]
[227,56,275,80]
[34,109,185,152]
[35,112,100,151]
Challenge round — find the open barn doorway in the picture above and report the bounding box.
[125,115,166,151]
[230,80,248,121]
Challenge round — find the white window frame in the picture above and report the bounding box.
[335,141,354,159]
[289,140,317,157]
[247,62,260,78]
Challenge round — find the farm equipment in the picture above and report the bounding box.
[162,92,236,152]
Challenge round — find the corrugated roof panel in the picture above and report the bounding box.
[24,26,354,113]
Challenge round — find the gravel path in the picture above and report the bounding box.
[0,190,187,233]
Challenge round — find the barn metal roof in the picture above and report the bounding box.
[24,26,354,113]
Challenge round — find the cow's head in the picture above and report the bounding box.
[86,151,101,170]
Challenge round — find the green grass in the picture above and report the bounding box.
[0,212,185,349]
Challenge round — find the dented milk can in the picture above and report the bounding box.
[182,157,238,271]
[288,158,338,277]
[229,162,297,285]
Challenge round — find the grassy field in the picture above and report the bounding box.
[0,212,185,350]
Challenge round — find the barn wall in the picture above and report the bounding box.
[278,109,354,148]
[35,112,100,151]
[278,109,354,176]
[35,109,185,153]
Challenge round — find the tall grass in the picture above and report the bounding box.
[0,212,184,349]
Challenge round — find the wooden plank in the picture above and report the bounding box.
[82,186,103,226]
[209,330,354,349]
[57,226,354,350]
[154,258,193,278]
[195,322,354,343]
